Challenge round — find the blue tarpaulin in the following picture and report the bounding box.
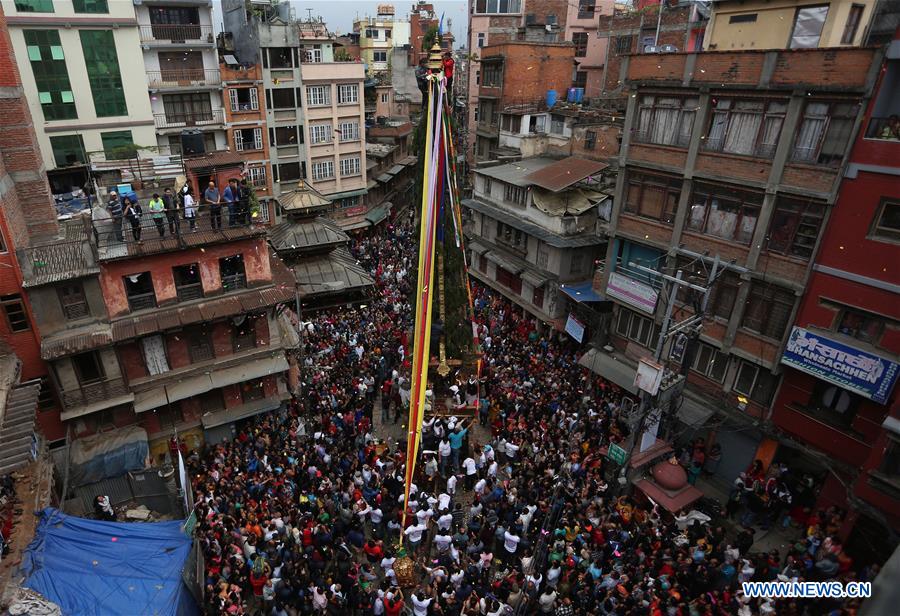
[560,280,605,303]
[23,509,196,616]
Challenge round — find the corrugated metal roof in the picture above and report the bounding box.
[41,327,114,360]
[277,185,332,211]
[183,151,245,171]
[269,217,348,253]
[292,247,374,297]
[523,157,608,193]
[474,158,555,187]
[0,379,40,475]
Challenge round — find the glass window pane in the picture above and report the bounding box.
[734,362,757,396]
[24,30,76,121]
[80,30,127,117]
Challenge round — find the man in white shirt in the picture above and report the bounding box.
[462,456,477,490]
[410,590,432,616]
[434,532,452,553]
[503,529,521,564]
[437,510,453,531]
[446,474,458,500]
[404,522,427,555]
[438,438,452,477]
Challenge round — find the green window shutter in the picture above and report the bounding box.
[79,30,127,118]
[50,135,86,168]
[100,130,135,159]
[23,30,76,121]
[73,0,108,13]
[15,0,55,13]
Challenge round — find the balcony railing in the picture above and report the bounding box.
[61,377,129,410]
[127,291,157,312]
[221,273,247,292]
[146,69,221,89]
[153,108,224,129]
[91,202,262,261]
[139,24,214,45]
[176,282,204,302]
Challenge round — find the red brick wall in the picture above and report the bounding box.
[781,164,839,194]
[694,152,771,184]
[212,321,233,358]
[119,342,148,382]
[628,143,687,169]
[617,215,673,246]
[770,49,875,89]
[167,332,191,370]
[493,42,576,102]
[692,53,763,86]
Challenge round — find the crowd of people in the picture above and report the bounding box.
[186,211,875,616]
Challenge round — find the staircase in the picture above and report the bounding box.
[0,380,41,476]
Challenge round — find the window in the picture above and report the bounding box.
[338,196,360,210]
[338,84,359,104]
[766,197,825,259]
[708,271,741,320]
[310,124,332,144]
[729,13,757,23]
[1,294,29,332]
[837,308,885,344]
[574,71,588,90]
[477,33,486,48]
[173,263,203,302]
[312,160,335,180]
[570,252,585,275]
[624,171,681,224]
[80,30,127,117]
[495,267,523,294]
[687,183,762,244]
[742,281,795,339]
[58,284,89,320]
[529,115,546,134]
[38,378,56,411]
[234,127,263,152]
[482,176,492,196]
[482,63,502,87]
[304,46,323,63]
[99,131,135,160]
[577,0,595,19]
[871,200,900,242]
[248,166,267,189]
[24,30,75,121]
[691,343,729,382]
[0,229,5,252]
[474,0,521,14]
[635,96,697,147]
[550,114,565,135]
[573,32,588,57]
[339,121,360,142]
[267,47,294,69]
[705,99,786,158]
[733,360,779,406]
[72,352,104,384]
[270,88,296,109]
[841,4,865,44]
[220,255,247,291]
[198,389,224,413]
[584,130,596,150]
[500,114,518,132]
[532,285,544,308]
[504,183,526,206]
[373,51,388,63]
[789,5,829,48]
[381,93,390,103]
[479,254,488,273]
[15,0,53,12]
[276,162,305,182]
[181,326,213,363]
[73,0,107,12]
[49,135,86,168]
[807,381,860,426]
[880,436,900,477]
[615,308,657,348]
[615,35,632,54]
[340,157,361,177]
[241,379,265,403]
[232,315,257,352]
[791,101,859,166]
[306,85,330,106]
[495,221,525,250]
[536,244,549,270]
[162,92,213,123]
[124,272,156,312]
[271,125,302,147]
[229,87,259,112]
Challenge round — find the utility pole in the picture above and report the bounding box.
[614,253,746,489]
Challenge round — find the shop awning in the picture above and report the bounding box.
[560,280,605,303]
[485,251,524,275]
[634,478,703,513]
[398,155,418,166]
[522,270,550,288]
[376,173,393,184]
[387,164,405,176]
[366,203,391,225]
[677,393,716,428]
[201,395,283,429]
[211,355,289,389]
[327,188,368,201]
[578,347,638,395]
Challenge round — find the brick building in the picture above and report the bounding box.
[221,61,274,206]
[768,36,900,563]
[474,41,576,161]
[408,1,454,67]
[597,1,708,101]
[584,46,884,497]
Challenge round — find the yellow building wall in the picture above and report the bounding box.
[705,0,876,50]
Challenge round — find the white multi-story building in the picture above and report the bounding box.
[135,0,227,155]
[1,0,157,192]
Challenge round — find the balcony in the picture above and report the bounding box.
[139,24,214,46]
[153,108,224,130]
[61,378,130,412]
[146,69,221,90]
[91,203,265,261]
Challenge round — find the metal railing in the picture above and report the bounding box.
[92,202,261,260]
[188,342,215,363]
[221,273,247,292]
[153,108,224,129]
[146,69,221,88]
[176,283,204,302]
[61,378,129,409]
[139,24,214,44]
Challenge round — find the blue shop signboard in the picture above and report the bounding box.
[781,327,900,405]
